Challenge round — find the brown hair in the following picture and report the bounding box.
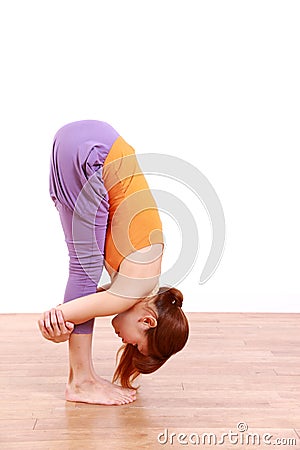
[112,286,189,389]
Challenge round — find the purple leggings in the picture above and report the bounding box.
[49,120,119,334]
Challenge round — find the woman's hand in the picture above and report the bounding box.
[38,308,74,343]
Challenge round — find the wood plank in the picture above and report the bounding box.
[0,312,299,448]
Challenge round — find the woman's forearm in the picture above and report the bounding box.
[53,267,160,325]
[56,289,138,324]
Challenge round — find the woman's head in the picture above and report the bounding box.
[111,286,189,389]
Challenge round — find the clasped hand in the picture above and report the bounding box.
[38,308,74,343]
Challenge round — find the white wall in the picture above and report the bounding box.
[1,0,299,313]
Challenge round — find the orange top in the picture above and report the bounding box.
[102,136,164,273]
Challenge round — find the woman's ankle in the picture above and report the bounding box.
[68,366,96,385]
[68,332,96,384]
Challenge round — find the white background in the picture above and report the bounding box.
[0,1,299,313]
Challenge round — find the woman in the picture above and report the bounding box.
[38,120,189,406]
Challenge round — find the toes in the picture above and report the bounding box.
[123,395,134,403]
[115,392,133,404]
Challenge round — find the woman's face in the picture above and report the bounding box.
[111,301,157,356]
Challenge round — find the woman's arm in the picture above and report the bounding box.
[38,288,140,341]
[38,244,162,340]
[54,288,139,324]
[56,244,162,324]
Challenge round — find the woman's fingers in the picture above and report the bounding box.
[50,308,61,335]
[42,309,61,338]
[38,309,74,342]
[56,309,66,333]
[43,310,54,337]
[38,318,52,340]
[56,309,73,334]
[44,311,53,337]
[66,322,75,331]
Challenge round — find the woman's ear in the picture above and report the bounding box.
[141,315,157,329]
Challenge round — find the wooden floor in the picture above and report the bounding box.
[0,313,299,450]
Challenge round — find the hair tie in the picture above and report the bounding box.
[171,298,182,307]
[157,286,184,308]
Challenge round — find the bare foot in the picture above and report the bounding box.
[65,378,136,406]
[93,373,137,398]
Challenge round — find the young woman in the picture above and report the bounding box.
[38,120,189,406]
